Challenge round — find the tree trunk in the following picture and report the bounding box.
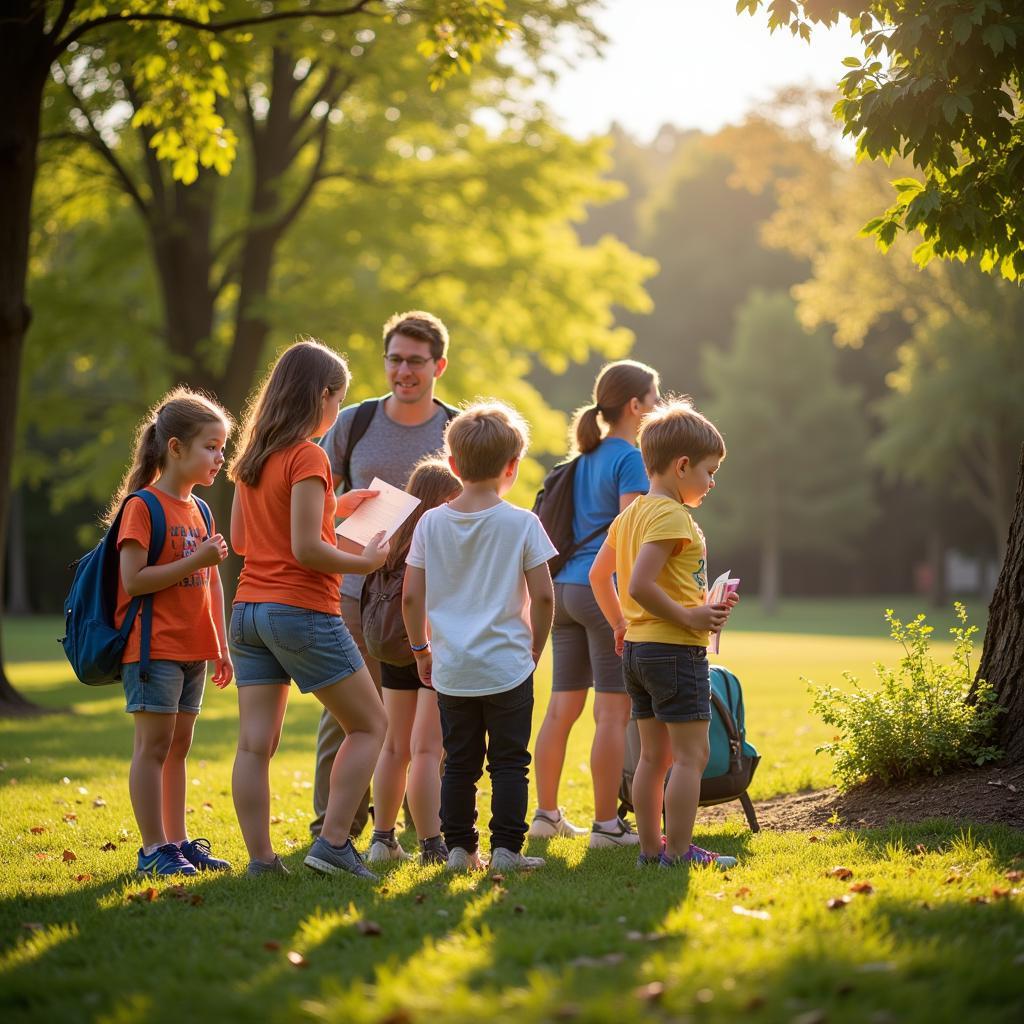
[6,487,32,615]
[976,444,1024,765]
[0,7,49,714]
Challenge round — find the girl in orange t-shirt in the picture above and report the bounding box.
[228,340,389,880]
[111,387,234,878]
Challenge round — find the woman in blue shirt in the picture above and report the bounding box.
[530,359,660,847]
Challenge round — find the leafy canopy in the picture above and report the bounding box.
[737,1,1024,280]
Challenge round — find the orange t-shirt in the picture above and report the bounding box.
[234,442,341,615]
[115,488,221,664]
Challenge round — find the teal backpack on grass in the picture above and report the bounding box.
[618,664,761,831]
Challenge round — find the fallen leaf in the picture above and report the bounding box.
[100,841,117,851]
[63,814,77,823]
[945,872,963,885]
[92,798,107,808]
[735,886,752,898]
[127,887,159,903]
[379,887,390,896]
[202,801,214,809]
[30,826,46,835]
[828,866,853,880]
[807,835,821,843]
[414,893,426,904]
[970,895,991,905]
[269,815,283,825]
[513,904,526,914]
[1005,870,1023,883]
[62,849,77,862]
[73,873,92,883]
[827,895,852,910]
[117,829,129,842]
[21,922,45,933]
[991,887,1012,900]
[490,873,505,885]
[849,881,875,894]
[263,940,281,951]
[732,905,771,920]
[286,950,308,968]
[913,843,928,855]
[707,891,725,900]
[633,981,664,1003]
[357,920,382,936]
[34,853,49,861]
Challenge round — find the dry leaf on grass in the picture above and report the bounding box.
[73,873,92,883]
[849,881,874,894]
[63,814,77,823]
[100,842,117,852]
[127,887,159,903]
[263,940,281,951]
[732,905,771,920]
[807,835,821,843]
[490,873,505,885]
[913,843,928,855]
[513,904,526,914]
[735,886,752,898]
[414,893,426,904]
[30,826,46,835]
[21,922,45,933]
[991,887,1012,900]
[827,895,852,910]
[945,872,964,884]
[92,798,106,808]
[62,849,77,862]
[34,853,48,861]
[286,950,308,968]
[357,920,382,936]
[827,866,853,880]
[1005,870,1023,883]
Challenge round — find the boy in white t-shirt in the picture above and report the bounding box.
[403,401,557,871]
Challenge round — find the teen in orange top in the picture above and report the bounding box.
[228,339,389,880]
[112,387,234,877]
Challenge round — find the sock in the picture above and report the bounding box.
[142,843,162,856]
[371,828,397,846]
[420,834,445,848]
[167,838,187,847]
[536,808,560,820]
[594,817,620,831]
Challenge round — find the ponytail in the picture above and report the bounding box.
[568,359,660,457]
[571,404,603,455]
[104,387,232,527]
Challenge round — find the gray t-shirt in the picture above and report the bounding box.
[321,398,450,599]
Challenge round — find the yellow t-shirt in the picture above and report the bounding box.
[607,494,709,647]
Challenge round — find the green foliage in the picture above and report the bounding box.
[809,603,1004,789]
[738,1,1024,281]
[701,290,874,556]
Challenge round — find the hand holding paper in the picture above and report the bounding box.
[335,477,421,548]
[705,570,740,655]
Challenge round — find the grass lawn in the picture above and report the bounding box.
[2,605,1021,1024]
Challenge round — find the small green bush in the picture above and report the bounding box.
[808,603,1003,789]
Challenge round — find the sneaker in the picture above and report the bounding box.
[490,847,546,870]
[588,817,640,849]
[420,836,449,866]
[636,836,668,867]
[180,837,232,872]
[304,836,378,880]
[366,838,412,864]
[247,854,290,878]
[528,809,586,839]
[447,847,486,872]
[137,843,198,877]
[659,843,738,871]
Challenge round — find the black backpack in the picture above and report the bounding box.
[532,456,614,578]
[359,564,413,667]
[337,395,459,492]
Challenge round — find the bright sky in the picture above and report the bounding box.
[533,0,862,140]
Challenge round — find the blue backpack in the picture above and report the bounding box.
[60,490,212,686]
[619,665,762,831]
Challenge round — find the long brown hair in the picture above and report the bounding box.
[570,359,660,455]
[385,456,462,570]
[104,387,232,527]
[229,339,349,487]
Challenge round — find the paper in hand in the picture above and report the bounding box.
[705,570,740,655]
[335,477,421,547]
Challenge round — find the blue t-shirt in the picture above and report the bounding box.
[555,437,649,586]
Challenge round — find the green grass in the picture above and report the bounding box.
[2,607,1022,1024]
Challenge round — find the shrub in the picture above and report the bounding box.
[808,603,1003,790]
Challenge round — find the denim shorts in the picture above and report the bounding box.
[122,659,206,715]
[230,601,364,694]
[551,583,624,693]
[621,641,711,723]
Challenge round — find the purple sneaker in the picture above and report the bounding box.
[137,843,197,877]
[659,843,737,870]
[181,837,232,872]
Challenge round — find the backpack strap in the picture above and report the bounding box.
[339,395,458,492]
[192,495,213,537]
[129,490,167,683]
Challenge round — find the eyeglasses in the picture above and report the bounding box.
[385,355,433,368]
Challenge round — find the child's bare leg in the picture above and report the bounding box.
[162,711,197,843]
[533,689,587,810]
[663,720,711,859]
[232,684,289,863]
[372,689,417,832]
[633,718,672,856]
[129,712,176,850]
[591,691,631,821]
[314,667,387,847]
[407,688,443,839]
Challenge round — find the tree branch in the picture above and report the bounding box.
[271,115,333,236]
[48,0,78,43]
[55,1,379,53]
[124,78,168,218]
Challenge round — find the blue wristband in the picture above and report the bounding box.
[410,640,430,652]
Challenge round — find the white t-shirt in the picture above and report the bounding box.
[406,501,557,697]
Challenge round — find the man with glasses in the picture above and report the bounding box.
[311,311,457,842]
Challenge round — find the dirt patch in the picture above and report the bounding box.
[697,763,1024,832]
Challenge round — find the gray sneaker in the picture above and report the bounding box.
[246,854,290,878]
[304,836,378,880]
[447,847,485,872]
[589,817,640,849]
[490,847,545,870]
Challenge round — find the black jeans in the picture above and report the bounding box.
[437,675,534,855]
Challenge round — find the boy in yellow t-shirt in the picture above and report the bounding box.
[589,399,739,870]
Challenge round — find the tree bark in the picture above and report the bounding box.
[6,487,32,615]
[0,5,49,713]
[976,444,1024,765]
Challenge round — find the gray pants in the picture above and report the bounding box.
[310,594,382,838]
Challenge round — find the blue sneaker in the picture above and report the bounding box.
[180,838,232,872]
[659,843,738,871]
[637,835,667,867]
[304,836,378,880]
[137,843,198,877]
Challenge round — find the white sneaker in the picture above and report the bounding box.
[366,839,411,864]
[447,847,486,872]
[528,809,586,839]
[588,817,641,849]
[490,847,546,870]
